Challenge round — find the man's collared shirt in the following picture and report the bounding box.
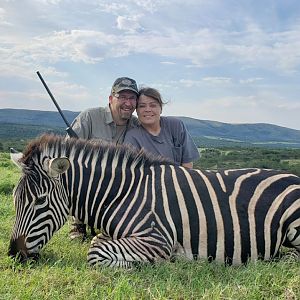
[70,106,138,144]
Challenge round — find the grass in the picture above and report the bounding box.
[1,153,300,299]
[282,159,300,165]
[0,153,21,194]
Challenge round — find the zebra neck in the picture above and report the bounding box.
[66,156,148,229]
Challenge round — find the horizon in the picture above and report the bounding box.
[0,1,299,130]
[1,107,299,132]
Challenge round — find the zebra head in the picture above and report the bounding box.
[8,148,70,263]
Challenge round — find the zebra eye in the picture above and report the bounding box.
[35,195,47,205]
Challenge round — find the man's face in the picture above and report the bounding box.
[109,90,137,124]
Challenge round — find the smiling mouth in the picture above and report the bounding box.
[121,107,133,112]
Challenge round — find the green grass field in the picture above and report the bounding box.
[1,152,300,299]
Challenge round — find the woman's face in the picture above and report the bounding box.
[136,94,162,126]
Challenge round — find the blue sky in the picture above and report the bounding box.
[0,0,300,130]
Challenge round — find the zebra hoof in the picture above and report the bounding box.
[69,223,88,242]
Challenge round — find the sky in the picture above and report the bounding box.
[0,0,300,130]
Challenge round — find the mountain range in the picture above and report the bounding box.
[1,108,300,148]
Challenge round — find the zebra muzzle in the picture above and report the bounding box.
[8,235,40,263]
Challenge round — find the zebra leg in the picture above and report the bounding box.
[69,217,87,241]
[90,232,112,247]
[87,231,172,268]
[286,226,300,254]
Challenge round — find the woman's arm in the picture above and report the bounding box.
[181,162,193,169]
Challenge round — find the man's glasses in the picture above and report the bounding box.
[114,94,137,102]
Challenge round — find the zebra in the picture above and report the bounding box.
[8,134,300,267]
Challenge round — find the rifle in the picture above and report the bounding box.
[37,72,96,238]
[36,71,78,138]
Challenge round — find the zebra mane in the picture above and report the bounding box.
[21,134,173,169]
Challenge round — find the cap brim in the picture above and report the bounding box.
[115,87,139,95]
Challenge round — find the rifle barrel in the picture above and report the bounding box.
[36,71,71,128]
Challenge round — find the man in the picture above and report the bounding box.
[68,77,139,240]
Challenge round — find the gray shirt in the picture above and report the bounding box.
[70,106,138,144]
[124,116,200,165]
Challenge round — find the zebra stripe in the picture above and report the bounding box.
[264,184,300,258]
[8,135,300,267]
[181,167,207,258]
[158,165,176,246]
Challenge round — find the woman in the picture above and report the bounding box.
[124,87,199,168]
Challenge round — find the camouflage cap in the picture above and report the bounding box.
[111,77,138,95]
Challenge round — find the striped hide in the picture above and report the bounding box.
[8,134,300,267]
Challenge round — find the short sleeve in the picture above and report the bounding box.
[168,118,200,164]
[70,111,92,139]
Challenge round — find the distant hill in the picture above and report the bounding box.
[178,116,300,146]
[0,108,79,127]
[1,108,300,148]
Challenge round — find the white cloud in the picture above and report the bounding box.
[113,25,300,73]
[160,61,176,65]
[116,15,142,33]
[97,2,131,14]
[166,93,300,129]
[97,0,167,14]
[131,0,167,13]
[0,80,93,111]
[37,67,68,78]
[34,0,63,4]
[0,30,120,78]
[202,77,232,84]
[0,7,12,26]
[0,7,5,17]
[239,78,263,84]
[179,77,232,87]
[179,79,202,88]
[1,0,300,130]
[2,20,300,80]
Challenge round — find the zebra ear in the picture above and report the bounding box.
[10,148,24,169]
[47,157,70,177]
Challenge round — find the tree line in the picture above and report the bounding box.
[195,147,300,176]
[1,136,300,177]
